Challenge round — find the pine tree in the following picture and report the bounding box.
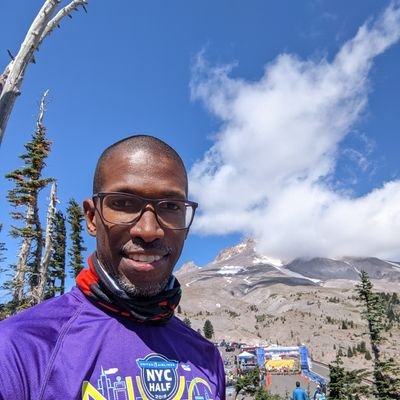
[254,389,281,400]
[328,354,347,399]
[234,366,260,400]
[347,346,353,358]
[328,353,370,399]
[46,210,67,298]
[4,91,53,311]
[67,199,86,277]
[203,319,214,339]
[183,317,191,327]
[359,340,367,353]
[356,271,400,399]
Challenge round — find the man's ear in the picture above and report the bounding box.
[83,199,97,237]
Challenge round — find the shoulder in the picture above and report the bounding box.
[0,288,88,399]
[0,287,87,341]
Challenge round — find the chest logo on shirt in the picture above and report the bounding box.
[81,354,215,400]
[137,354,179,400]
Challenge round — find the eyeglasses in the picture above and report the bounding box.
[93,192,198,230]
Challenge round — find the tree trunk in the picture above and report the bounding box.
[30,198,43,292]
[31,181,57,304]
[12,204,35,305]
[0,0,88,146]
[29,90,47,301]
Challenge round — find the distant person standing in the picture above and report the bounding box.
[292,381,308,400]
[312,385,326,400]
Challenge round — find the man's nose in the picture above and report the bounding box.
[129,206,164,242]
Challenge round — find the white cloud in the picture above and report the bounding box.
[189,1,400,261]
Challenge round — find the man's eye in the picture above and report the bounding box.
[112,200,128,207]
[159,201,183,212]
[109,198,139,210]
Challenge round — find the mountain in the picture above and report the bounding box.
[285,256,400,282]
[177,238,400,291]
[176,239,400,372]
[176,260,199,275]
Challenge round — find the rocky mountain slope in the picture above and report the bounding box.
[175,239,400,371]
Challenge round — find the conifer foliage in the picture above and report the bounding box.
[356,271,400,399]
[67,199,87,277]
[203,319,214,339]
[328,353,369,399]
[234,367,260,400]
[2,92,87,315]
[328,354,347,399]
[4,91,53,311]
[46,210,67,297]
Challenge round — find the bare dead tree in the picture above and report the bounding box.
[31,181,58,305]
[0,0,88,147]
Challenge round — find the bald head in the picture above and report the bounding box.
[93,135,188,195]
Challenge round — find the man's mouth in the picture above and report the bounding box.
[126,254,163,263]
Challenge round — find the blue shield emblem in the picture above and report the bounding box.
[137,354,179,400]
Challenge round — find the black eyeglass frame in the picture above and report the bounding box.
[92,192,198,230]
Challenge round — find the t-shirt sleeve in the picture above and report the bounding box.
[0,331,27,400]
[216,348,226,400]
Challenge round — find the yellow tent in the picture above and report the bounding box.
[265,359,295,370]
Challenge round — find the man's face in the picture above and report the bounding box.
[83,148,188,296]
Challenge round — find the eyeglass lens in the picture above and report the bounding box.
[100,193,194,229]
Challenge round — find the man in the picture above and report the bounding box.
[0,135,226,399]
[292,381,308,400]
[312,385,326,400]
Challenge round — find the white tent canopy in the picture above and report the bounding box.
[238,351,255,359]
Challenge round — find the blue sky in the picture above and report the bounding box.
[1,1,400,288]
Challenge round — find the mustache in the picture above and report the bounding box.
[121,239,170,254]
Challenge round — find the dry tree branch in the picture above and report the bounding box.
[37,89,49,129]
[0,0,88,147]
[40,0,88,45]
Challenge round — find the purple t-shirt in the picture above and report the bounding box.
[0,287,225,400]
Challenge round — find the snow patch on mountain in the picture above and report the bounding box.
[243,276,252,284]
[253,255,283,267]
[344,259,361,274]
[224,277,233,284]
[217,265,244,275]
[185,279,199,287]
[385,260,400,271]
[280,266,322,284]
